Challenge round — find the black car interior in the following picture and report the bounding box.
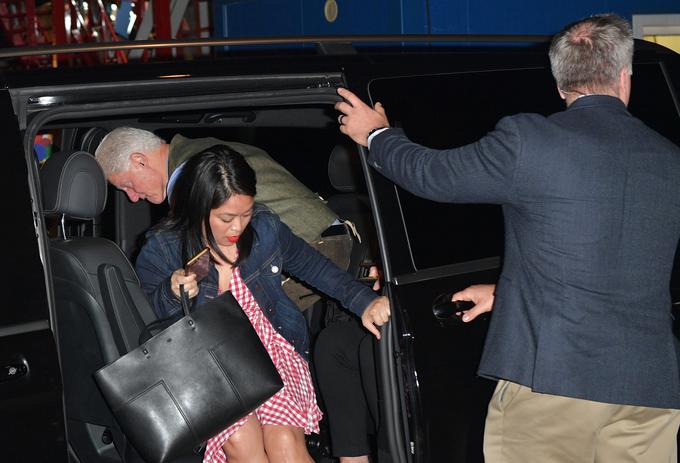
[36,102,380,462]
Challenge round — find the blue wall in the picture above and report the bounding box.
[212,0,680,39]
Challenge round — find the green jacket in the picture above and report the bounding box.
[168,134,337,242]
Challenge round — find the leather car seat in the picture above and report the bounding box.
[40,150,199,463]
[312,143,379,331]
[326,142,378,266]
[80,127,110,154]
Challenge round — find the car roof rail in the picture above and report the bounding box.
[0,34,552,60]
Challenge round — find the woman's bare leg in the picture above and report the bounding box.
[222,414,269,463]
[262,424,313,463]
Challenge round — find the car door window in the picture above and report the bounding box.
[369,63,680,272]
[369,68,563,271]
[627,62,680,146]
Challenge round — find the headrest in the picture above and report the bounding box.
[328,143,361,192]
[80,127,110,153]
[41,150,108,219]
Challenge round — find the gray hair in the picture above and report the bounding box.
[549,14,633,95]
[94,127,164,177]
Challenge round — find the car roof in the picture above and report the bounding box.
[0,35,553,87]
[0,36,676,93]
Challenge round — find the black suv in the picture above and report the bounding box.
[2,38,680,463]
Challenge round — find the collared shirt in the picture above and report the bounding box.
[166,161,185,202]
[367,127,390,149]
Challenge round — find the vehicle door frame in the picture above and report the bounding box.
[14,72,350,460]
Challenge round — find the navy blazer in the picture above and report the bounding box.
[369,95,680,409]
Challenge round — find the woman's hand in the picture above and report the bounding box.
[362,296,391,340]
[451,284,496,322]
[170,269,199,299]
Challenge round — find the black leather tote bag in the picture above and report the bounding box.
[94,289,283,463]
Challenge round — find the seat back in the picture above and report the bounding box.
[41,150,158,462]
[326,142,378,265]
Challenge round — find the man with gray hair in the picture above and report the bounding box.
[95,127,336,243]
[336,13,680,462]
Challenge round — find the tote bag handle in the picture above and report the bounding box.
[179,284,191,317]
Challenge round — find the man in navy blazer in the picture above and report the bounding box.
[336,14,680,462]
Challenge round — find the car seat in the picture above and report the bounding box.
[316,143,379,328]
[326,142,378,263]
[80,127,110,154]
[40,150,199,463]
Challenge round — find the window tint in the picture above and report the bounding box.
[369,68,563,270]
[369,63,680,271]
[628,63,680,146]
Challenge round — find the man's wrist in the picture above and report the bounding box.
[366,127,390,149]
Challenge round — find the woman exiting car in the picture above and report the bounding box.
[135,144,390,463]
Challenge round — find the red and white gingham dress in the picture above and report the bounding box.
[203,266,322,463]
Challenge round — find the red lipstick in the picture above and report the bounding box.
[227,235,240,243]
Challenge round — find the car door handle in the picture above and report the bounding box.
[432,296,475,326]
[1,363,28,383]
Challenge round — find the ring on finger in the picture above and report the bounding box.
[338,114,345,125]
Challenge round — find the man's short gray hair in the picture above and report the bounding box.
[94,127,164,177]
[549,14,633,95]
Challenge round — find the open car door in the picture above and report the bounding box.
[0,89,68,462]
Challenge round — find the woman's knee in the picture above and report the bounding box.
[222,415,266,461]
[222,430,249,456]
[263,425,311,462]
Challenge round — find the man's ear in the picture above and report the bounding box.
[617,67,632,106]
[130,152,147,169]
[557,85,567,100]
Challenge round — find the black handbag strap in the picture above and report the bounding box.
[179,284,191,317]
[137,284,192,344]
[98,263,152,355]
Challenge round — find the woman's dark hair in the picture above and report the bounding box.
[159,144,257,266]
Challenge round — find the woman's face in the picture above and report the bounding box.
[208,194,255,248]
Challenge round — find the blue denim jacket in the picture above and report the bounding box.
[135,203,377,360]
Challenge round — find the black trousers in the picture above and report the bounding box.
[314,318,379,457]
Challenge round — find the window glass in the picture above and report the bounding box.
[369,63,680,271]
[368,68,563,269]
[627,63,680,146]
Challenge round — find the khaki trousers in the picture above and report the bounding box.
[484,380,680,463]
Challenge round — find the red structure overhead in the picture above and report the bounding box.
[0,0,203,68]
[0,0,50,66]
